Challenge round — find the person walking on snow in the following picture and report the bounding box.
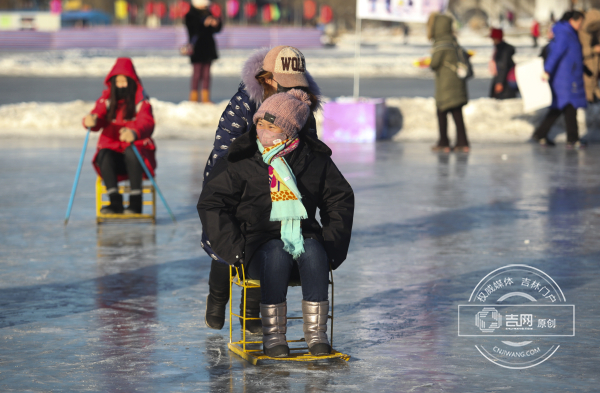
[531,19,540,48]
[82,57,156,214]
[200,46,322,335]
[531,11,587,149]
[428,13,470,153]
[198,89,354,358]
[489,28,518,100]
[184,0,221,103]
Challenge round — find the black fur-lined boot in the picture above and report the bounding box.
[124,193,142,214]
[100,192,123,214]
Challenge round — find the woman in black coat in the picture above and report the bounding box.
[184,0,221,102]
[198,90,354,358]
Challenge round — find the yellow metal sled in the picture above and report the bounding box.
[228,265,350,365]
[96,176,156,224]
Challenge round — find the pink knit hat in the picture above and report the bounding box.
[253,89,311,139]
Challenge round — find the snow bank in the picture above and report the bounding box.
[387,97,600,143]
[0,98,228,139]
[3,97,599,143]
[388,97,600,143]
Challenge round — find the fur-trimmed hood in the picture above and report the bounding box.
[228,124,331,163]
[240,47,322,111]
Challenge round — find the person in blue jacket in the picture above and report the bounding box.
[200,46,322,333]
[531,11,588,148]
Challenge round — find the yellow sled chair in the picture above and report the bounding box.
[96,176,156,224]
[228,265,350,365]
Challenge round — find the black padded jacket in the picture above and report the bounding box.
[197,126,354,270]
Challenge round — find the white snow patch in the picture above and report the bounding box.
[387,98,600,143]
[0,98,227,139]
[3,97,600,143]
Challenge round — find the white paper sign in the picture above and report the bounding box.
[356,0,448,23]
[515,57,552,113]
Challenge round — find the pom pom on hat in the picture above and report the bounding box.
[286,88,311,105]
[253,89,312,139]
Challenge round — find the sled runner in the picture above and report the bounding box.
[96,176,156,224]
[227,265,350,365]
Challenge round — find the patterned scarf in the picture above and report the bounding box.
[257,137,307,259]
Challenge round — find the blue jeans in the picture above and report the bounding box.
[247,238,329,305]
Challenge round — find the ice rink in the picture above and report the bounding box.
[1,139,599,392]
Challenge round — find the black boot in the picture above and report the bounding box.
[205,260,231,330]
[205,293,228,330]
[240,287,262,334]
[100,192,123,214]
[124,194,142,214]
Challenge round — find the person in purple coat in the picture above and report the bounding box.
[531,11,588,148]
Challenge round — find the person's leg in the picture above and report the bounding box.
[123,146,144,214]
[239,285,262,334]
[97,149,124,213]
[248,239,293,304]
[296,239,331,355]
[200,62,212,103]
[248,239,294,357]
[434,108,450,150]
[97,149,119,191]
[563,104,579,144]
[532,108,562,144]
[205,259,232,330]
[237,242,263,335]
[451,106,469,149]
[190,63,201,102]
[296,239,330,302]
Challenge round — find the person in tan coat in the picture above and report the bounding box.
[427,13,470,153]
[579,9,600,102]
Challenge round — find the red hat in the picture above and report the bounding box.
[490,28,503,40]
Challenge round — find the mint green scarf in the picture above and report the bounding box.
[257,138,307,259]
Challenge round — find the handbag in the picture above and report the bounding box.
[180,43,193,56]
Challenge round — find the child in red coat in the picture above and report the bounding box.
[83,58,156,214]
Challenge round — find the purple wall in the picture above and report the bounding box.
[0,26,322,50]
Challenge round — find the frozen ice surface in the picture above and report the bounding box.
[1,139,599,392]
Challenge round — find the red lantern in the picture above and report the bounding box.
[154,1,166,18]
[179,0,190,16]
[209,3,222,18]
[320,5,333,24]
[145,1,154,16]
[226,0,239,18]
[303,0,316,20]
[262,4,271,22]
[169,2,177,20]
[244,2,257,19]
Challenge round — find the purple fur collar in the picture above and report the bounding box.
[241,47,322,111]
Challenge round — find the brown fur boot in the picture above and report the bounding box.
[189,90,199,102]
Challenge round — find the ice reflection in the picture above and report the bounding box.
[95,225,157,392]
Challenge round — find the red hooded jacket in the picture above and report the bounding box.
[84,58,156,179]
